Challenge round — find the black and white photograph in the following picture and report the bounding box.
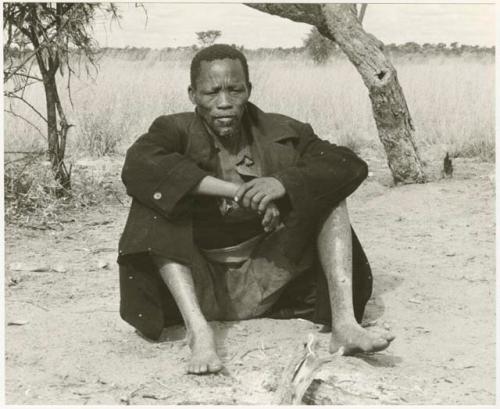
[2,1,496,405]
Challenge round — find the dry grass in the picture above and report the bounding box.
[4,51,494,161]
[4,51,495,223]
[3,52,495,220]
[4,155,126,224]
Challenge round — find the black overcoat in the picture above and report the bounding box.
[118,102,373,340]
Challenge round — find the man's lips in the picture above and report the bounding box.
[214,115,236,119]
[213,116,237,126]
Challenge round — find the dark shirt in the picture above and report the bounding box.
[193,122,265,249]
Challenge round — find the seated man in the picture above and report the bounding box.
[118,44,394,375]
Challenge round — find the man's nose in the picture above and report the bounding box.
[216,91,232,109]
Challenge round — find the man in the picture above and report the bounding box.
[118,44,394,375]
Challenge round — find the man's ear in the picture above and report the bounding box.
[188,85,196,105]
[247,82,252,98]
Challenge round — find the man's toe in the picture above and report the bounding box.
[188,362,203,374]
[372,337,391,352]
[368,327,395,343]
[209,362,222,373]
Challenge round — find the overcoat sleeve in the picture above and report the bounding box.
[273,122,368,217]
[121,116,209,220]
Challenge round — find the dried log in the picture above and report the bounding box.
[275,335,409,404]
[274,334,330,404]
[246,3,427,185]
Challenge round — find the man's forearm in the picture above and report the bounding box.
[191,175,240,199]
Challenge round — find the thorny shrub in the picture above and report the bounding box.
[4,156,127,225]
[75,111,121,157]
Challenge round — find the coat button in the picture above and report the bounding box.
[128,276,133,280]
[138,313,143,318]
[153,216,157,220]
[153,192,162,200]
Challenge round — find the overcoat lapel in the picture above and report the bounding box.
[244,103,300,176]
[184,114,216,171]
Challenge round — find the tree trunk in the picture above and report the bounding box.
[29,22,72,196]
[43,73,71,196]
[246,3,427,184]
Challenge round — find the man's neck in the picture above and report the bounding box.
[216,132,244,153]
[202,122,245,154]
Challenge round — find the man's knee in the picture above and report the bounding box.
[321,200,351,230]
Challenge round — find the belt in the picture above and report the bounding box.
[200,233,266,264]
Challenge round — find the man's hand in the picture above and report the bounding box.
[234,177,286,212]
[261,202,280,232]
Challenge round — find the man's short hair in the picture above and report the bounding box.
[190,44,250,88]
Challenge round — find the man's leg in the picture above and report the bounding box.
[317,200,395,355]
[152,256,222,374]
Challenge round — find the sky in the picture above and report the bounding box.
[92,3,496,49]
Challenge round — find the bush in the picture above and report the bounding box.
[75,111,121,157]
[303,28,337,64]
[4,156,125,225]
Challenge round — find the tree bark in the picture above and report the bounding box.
[26,13,72,196]
[246,3,427,184]
[42,72,71,195]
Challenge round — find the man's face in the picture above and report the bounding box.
[189,58,251,139]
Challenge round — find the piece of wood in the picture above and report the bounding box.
[274,334,410,404]
[274,334,330,404]
[246,4,427,185]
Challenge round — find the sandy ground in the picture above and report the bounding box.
[4,153,496,404]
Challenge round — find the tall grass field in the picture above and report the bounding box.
[4,51,495,162]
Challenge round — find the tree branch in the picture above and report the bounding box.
[5,10,73,83]
[246,4,328,33]
[3,43,46,82]
[4,109,47,140]
[9,71,42,82]
[8,80,39,95]
[5,93,48,123]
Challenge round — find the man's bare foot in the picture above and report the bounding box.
[186,324,223,374]
[330,322,395,355]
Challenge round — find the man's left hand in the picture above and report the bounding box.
[261,202,280,232]
[234,177,286,212]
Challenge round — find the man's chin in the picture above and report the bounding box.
[216,127,237,139]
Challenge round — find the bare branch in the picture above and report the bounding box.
[8,80,39,95]
[135,3,148,28]
[20,58,38,100]
[5,93,47,123]
[4,109,47,140]
[4,151,47,166]
[66,57,75,108]
[3,44,46,82]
